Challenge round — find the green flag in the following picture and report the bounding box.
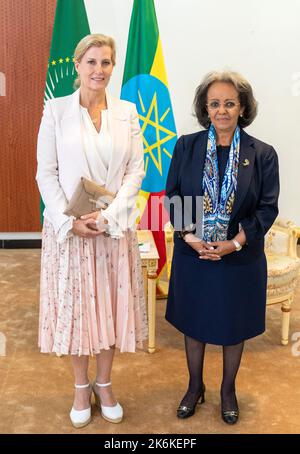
[40,0,90,222]
[45,0,90,100]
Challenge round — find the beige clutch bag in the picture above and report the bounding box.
[64,177,115,218]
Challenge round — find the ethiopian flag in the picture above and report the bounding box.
[40,0,90,222]
[121,0,177,290]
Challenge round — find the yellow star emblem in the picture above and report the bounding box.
[58,58,64,64]
[51,60,56,66]
[65,57,70,63]
[138,91,176,176]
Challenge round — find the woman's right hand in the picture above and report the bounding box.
[184,233,221,261]
[71,218,104,238]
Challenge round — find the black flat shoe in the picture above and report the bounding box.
[177,385,206,419]
[221,409,239,424]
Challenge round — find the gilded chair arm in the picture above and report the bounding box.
[289,226,300,259]
[293,227,300,239]
[164,222,174,280]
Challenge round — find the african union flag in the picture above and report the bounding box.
[40,0,90,222]
[121,0,177,293]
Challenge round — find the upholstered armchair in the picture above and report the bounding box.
[265,218,300,345]
[164,218,300,345]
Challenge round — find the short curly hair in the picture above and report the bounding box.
[193,70,258,129]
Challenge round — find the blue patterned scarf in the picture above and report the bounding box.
[202,124,240,241]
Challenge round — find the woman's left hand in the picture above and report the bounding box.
[80,211,108,232]
[199,240,236,260]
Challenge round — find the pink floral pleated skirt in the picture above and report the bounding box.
[38,220,148,356]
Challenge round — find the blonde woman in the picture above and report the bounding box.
[36,34,147,428]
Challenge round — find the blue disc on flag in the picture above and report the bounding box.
[121,74,177,193]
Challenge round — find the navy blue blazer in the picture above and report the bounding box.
[165,129,280,265]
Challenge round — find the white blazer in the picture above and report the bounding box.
[36,89,145,240]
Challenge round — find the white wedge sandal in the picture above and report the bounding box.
[92,381,123,423]
[69,383,92,428]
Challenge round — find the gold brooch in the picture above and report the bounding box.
[243,159,250,167]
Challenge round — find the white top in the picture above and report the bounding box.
[58,107,113,242]
[80,106,113,175]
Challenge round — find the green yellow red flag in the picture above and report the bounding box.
[121,0,177,289]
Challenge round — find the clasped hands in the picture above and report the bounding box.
[71,211,108,238]
[183,233,236,261]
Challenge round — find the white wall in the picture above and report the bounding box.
[85,0,300,224]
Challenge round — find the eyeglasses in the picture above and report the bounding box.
[206,101,240,110]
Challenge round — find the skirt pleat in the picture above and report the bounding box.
[39,220,148,355]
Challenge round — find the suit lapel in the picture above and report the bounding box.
[191,131,208,196]
[60,89,91,178]
[60,90,132,188]
[105,92,128,188]
[230,129,255,220]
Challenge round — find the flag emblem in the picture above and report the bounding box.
[45,57,76,100]
[122,74,176,193]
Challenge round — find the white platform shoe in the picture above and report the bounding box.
[69,383,92,428]
[93,381,123,423]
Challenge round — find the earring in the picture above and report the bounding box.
[240,113,243,117]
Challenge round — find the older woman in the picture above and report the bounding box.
[36,34,147,428]
[165,71,279,424]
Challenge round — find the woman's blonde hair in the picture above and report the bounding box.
[73,33,116,88]
[194,70,258,129]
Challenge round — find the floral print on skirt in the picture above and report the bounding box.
[38,220,148,355]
